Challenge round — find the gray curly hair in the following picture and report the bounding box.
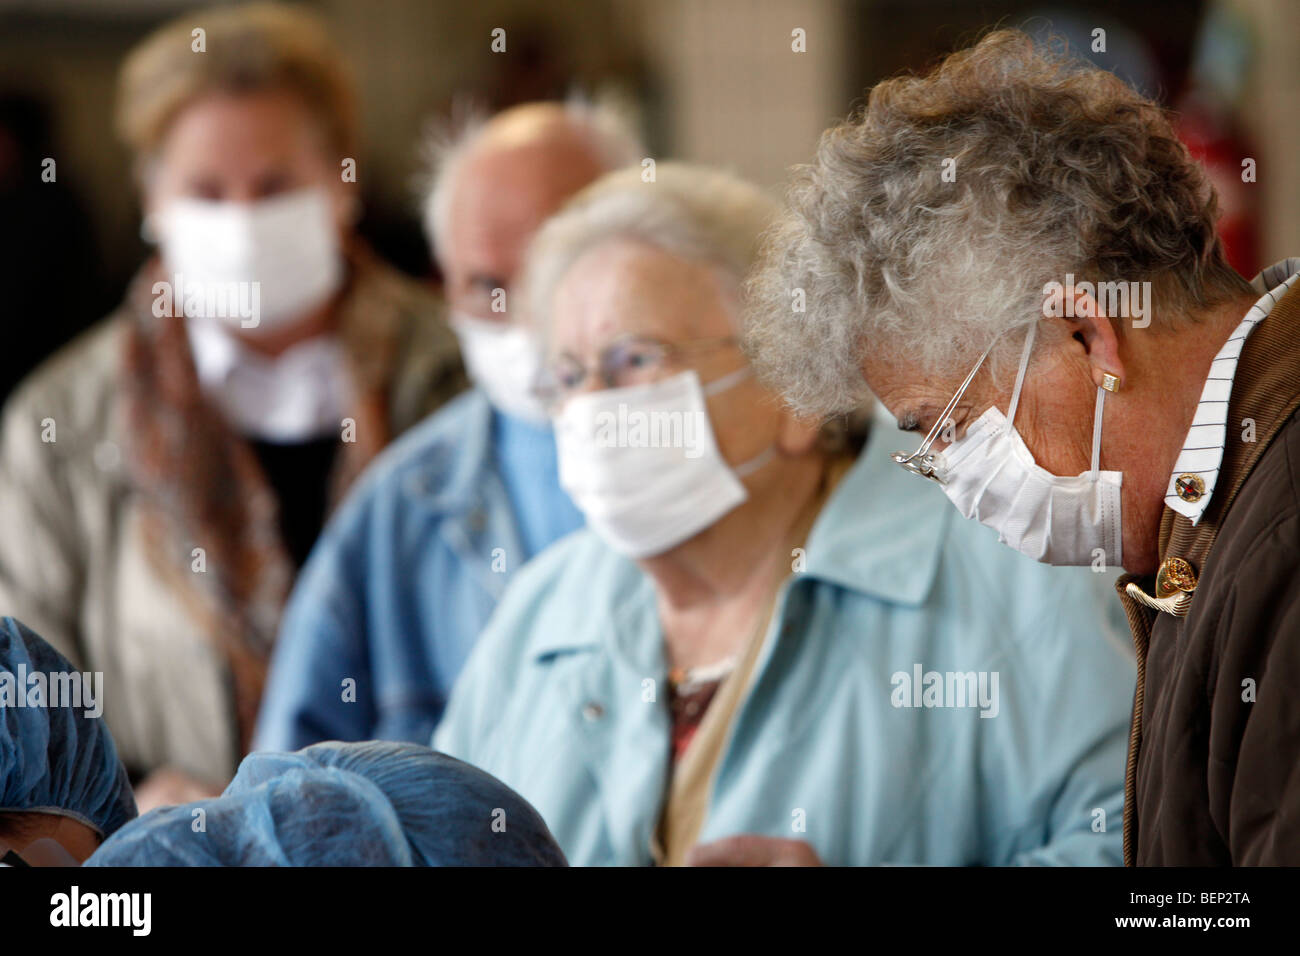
[744,28,1252,418]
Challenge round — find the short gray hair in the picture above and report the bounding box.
[521,162,780,341]
[745,29,1250,418]
[419,96,643,261]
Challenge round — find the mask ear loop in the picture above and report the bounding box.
[1004,321,1038,429]
[702,366,775,478]
[734,444,776,478]
[702,365,752,397]
[1089,387,1105,482]
[1003,321,1105,480]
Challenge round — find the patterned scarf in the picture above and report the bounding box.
[117,247,399,754]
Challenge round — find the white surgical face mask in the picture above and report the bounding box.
[925,323,1123,567]
[448,312,549,424]
[556,368,773,558]
[155,187,344,333]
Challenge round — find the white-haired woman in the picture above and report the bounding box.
[746,29,1300,866]
[434,162,1136,866]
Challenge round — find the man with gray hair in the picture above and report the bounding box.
[255,101,641,751]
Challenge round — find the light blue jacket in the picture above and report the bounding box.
[255,390,582,751]
[434,416,1136,866]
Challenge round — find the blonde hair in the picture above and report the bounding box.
[117,2,357,161]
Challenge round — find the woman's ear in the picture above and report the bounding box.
[328,178,360,236]
[1060,289,1126,390]
[777,410,822,456]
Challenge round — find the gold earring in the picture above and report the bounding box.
[1100,372,1120,393]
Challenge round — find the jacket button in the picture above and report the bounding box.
[1175,473,1206,502]
[582,701,605,722]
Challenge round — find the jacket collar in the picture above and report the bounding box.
[1163,258,1300,525]
[1149,266,1300,593]
[529,544,654,662]
[400,389,495,515]
[396,390,526,601]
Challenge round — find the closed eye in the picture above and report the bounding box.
[898,405,971,443]
[896,410,922,433]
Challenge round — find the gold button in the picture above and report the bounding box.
[1156,556,1198,598]
[1175,473,1206,502]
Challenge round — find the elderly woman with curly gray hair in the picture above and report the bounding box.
[747,29,1300,866]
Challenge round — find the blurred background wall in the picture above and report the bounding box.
[1,0,1297,400]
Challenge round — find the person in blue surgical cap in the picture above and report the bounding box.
[87,741,567,866]
[0,617,137,866]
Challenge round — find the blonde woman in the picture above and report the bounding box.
[0,4,464,809]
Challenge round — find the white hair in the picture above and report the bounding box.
[744,29,1249,418]
[418,95,643,262]
[519,162,780,342]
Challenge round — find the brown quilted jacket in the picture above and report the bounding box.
[1115,277,1300,865]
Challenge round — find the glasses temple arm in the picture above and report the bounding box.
[896,337,1000,464]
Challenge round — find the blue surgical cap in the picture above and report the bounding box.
[86,764,415,865]
[88,741,568,866]
[0,616,136,838]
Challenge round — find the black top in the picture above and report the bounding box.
[248,437,339,569]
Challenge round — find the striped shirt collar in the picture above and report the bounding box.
[1165,257,1300,525]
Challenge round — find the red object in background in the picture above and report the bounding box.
[1176,97,1261,278]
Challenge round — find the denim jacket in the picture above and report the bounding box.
[255,390,581,750]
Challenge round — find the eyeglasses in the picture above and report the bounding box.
[534,334,738,406]
[889,336,1001,484]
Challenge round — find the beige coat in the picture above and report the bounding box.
[0,247,465,784]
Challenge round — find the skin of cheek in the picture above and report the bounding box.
[707,379,787,468]
[1005,374,1095,476]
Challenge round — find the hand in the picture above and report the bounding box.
[133,767,223,814]
[685,835,824,867]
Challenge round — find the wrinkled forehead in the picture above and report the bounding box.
[152,88,329,175]
[448,140,607,272]
[549,238,737,355]
[861,346,991,435]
